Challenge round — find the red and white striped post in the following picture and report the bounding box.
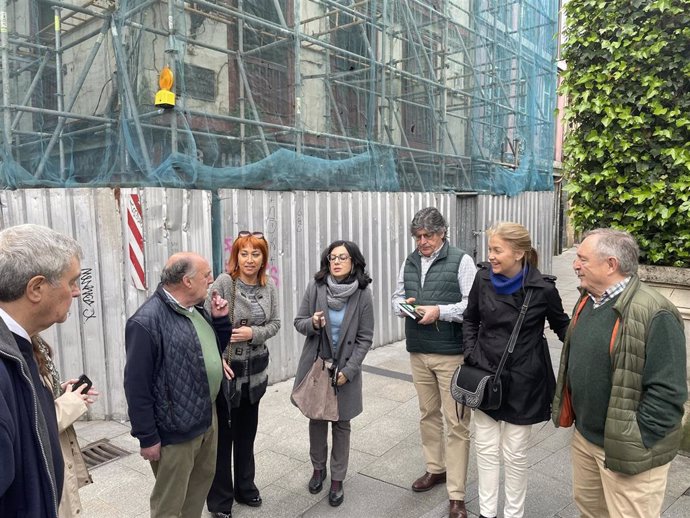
[127,194,146,290]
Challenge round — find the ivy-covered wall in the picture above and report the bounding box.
[562,0,690,267]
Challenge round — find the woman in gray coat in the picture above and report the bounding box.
[293,240,374,507]
[205,231,280,518]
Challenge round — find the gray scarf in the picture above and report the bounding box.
[326,275,359,310]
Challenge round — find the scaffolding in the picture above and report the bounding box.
[0,0,559,194]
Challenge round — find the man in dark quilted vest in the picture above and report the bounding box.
[391,207,476,518]
[552,228,686,518]
[124,252,232,518]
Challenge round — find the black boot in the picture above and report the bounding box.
[328,480,344,507]
[308,469,327,494]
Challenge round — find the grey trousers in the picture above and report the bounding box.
[309,419,351,481]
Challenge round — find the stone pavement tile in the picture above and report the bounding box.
[253,449,305,489]
[374,358,415,374]
[352,394,406,431]
[258,407,310,440]
[80,461,152,517]
[523,470,573,517]
[301,473,446,518]
[352,414,420,456]
[74,420,131,443]
[528,421,559,448]
[532,424,574,453]
[359,439,428,489]
[554,500,580,517]
[526,445,557,469]
[662,495,690,517]
[78,497,130,518]
[346,445,379,478]
[387,397,423,421]
[362,371,418,403]
[665,454,690,497]
[364,345,412,368]
[530,444,573,484]
[268,423,314,463]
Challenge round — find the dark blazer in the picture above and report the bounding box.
[0,321,60,518]
[293,280,374,421]
[463,263,570,425]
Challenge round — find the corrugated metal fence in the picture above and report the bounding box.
[0,188,213,420]
[0,188,554,420]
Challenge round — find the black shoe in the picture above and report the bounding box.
[212,513,232,518]
[235,495,262,507]
[309,469,327,494]
[328,480,344,507]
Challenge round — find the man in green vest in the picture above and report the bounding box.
[552,228,686,518]
[391,207,476,518]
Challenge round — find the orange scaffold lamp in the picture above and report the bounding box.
[154,66,176,108]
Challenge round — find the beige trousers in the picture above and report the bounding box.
[149,406,218,518]
[571,428,670,518]
[410,352,471,500]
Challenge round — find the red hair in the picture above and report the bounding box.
[226,235,270,286]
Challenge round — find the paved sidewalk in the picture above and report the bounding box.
[75,248,690,517]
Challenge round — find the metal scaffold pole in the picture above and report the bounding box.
[1,0,13,157]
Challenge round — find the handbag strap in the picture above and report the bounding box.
[494,289,533,379]
[313,328,324,362]
[223,279,238,363]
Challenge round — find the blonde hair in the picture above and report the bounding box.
[487,222,538,269]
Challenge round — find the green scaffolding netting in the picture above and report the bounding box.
[0,0,558,195]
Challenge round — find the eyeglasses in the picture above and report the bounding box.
[327,254,351,263]
[414,232,436,242]
[238,231,265,240]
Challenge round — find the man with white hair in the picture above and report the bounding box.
[0,224,83,518]
[553,228,686,518]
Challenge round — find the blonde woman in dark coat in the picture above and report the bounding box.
[293,240,374,507]
[462,222,569,518]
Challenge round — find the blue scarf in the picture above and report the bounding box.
[490,266,527,295]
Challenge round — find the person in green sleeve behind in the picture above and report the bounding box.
[552,228,687,518]
[124,253,233,518]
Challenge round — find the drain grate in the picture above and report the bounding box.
[80,438,132,469]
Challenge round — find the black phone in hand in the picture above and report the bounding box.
[72,374,92,394]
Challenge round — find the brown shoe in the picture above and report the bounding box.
[411,471,446,492]
[449,499,467,518]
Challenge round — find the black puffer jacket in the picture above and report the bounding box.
[462,263,570,425]
[124,284,231,447]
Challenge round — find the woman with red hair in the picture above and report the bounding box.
[205,231,280,518]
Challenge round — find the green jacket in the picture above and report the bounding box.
[553,275,686,475]
[403,241,466,354]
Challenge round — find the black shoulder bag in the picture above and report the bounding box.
[451,289,533,414]
[221,279,239,421]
